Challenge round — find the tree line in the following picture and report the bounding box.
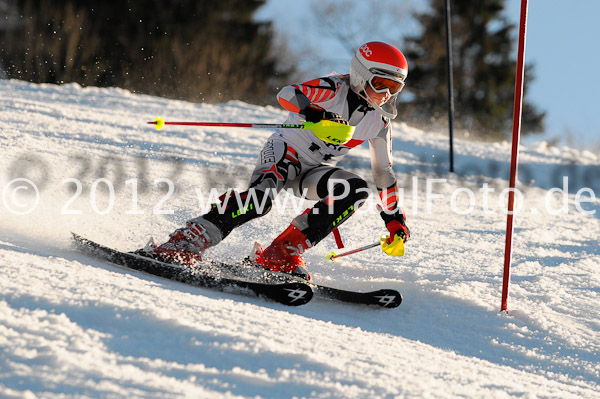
[0,0,544,139]
[401,0,544,139]
[0,0,288,104]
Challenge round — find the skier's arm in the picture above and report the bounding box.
[369,124,410,243]
[369,123,398,210]
[277,77,338,113]
[277,77,347,124]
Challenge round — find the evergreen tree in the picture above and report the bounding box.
[401,0,545,140]
[0,0,289,104]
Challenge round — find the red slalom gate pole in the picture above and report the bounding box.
[501,0,529,312]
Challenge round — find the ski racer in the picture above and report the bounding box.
[141,41,411,280]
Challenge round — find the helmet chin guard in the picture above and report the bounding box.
[369,93,400,119]
[350,42,408,119]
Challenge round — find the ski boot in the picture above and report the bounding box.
[137,220,219,266]
[253,224,312,281]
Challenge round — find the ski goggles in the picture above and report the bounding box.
[368,74,405,95]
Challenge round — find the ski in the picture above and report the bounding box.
[71,233,313,307]
[209,258,402,308]
[311,285,402,308]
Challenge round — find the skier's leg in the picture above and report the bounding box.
[144,139,301,264]
[195,138,302,238]
[254,166,369,279]
[290,166,370,244]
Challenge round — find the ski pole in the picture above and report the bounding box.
[326,241,381,261]
[148,116,355,145]
[149,116,305,130]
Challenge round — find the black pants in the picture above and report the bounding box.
[202,139,369,246]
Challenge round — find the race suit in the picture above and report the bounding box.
[196,74,401,247]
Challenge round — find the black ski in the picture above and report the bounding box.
[71,233,313,306]
[209,258,402,308]
[311,285,402,308]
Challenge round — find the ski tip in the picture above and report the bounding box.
[373,289,403,308]
[71,232,85,242]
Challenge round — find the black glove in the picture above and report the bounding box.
[300,104,349,125]
[380,208,410,243]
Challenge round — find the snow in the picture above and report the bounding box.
[1,79,599,398]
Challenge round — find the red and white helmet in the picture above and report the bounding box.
[350,41,408,119]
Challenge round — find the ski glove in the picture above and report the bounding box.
[300,103,349,125]
[380,234,405,257]
[380,208,409,257]
[380,208,410,243]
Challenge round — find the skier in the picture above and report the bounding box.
[141,41,410,280]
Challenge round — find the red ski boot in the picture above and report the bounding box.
[141,222,213,265]
[254,224,312,281]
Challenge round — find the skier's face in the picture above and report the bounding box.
[365,86,392,106]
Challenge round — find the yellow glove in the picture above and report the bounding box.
[380,234,405,256]
[303,120,355,145]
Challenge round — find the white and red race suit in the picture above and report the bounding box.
[255,74,399,209]
[193,74,402,248]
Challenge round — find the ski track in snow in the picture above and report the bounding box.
[1,80,599,398]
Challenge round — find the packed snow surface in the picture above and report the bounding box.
[1,80,599,398]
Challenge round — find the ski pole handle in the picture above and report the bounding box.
[326,241,380,261]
